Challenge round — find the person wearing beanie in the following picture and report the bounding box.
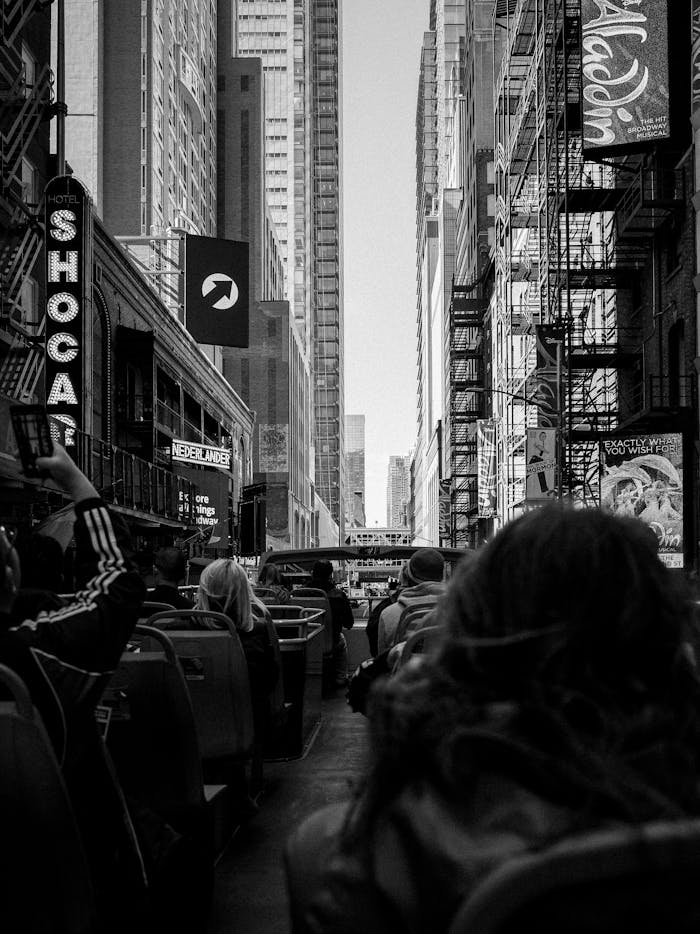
[377,548,446,654]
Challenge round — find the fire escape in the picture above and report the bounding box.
[447,282,486,548]
[543,0,688,505]
[0,0,54,403]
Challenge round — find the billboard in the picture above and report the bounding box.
[438,478,451,542]
[528,324,566,429]
[477,419,499,518]
[185,234,249,346]
[177,466,230,545]
[581,0,671,153]
[44,176,89,447]
[526,428,558,502]
[600,434,684,568]
[259,424,288,472]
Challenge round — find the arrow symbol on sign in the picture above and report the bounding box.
[201,273,239,310]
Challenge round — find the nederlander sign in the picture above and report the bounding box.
[581,0,670,153]
[171,439,232,471]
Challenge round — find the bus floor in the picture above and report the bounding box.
[207,691,370,934]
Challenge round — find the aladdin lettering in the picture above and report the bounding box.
[581,0,669,148]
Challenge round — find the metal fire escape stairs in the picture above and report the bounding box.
[1,0,55,402]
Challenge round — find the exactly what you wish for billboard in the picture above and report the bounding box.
[581,0,671,153]
[600,434,684,568]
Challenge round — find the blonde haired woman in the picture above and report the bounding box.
[195,559,279,740]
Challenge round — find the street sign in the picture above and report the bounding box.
[185,234,249,346]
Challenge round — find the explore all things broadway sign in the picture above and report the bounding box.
[581,0,671,154]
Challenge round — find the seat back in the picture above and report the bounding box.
[0,664,96,933]
[447,819,700,934]
[101,625,206,817]
[252,604,288,727]
[290,588,334,654]
[252,586,278,602]
[144,609,255,761]
[396,625,442,669]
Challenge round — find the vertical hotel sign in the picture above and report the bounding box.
[581,0,671,153]
[44,176,87,446]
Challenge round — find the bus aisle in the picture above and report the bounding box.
[207,691,369,934]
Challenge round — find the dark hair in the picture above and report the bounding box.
[349,506,700,841]
[311,560,334,586]
[14,533,64,593]
[154,546,186,583]
[259,563,283,587]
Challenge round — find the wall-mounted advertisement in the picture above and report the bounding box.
[177,467,230,545]
[581,0,671,153]
[526,428,558,503]
[529,324,566,429]
[259,424,288,472]
[600,434,684,568]
[438,478,451,542]
[477,419,499,518]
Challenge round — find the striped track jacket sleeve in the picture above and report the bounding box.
[12,498,146,727]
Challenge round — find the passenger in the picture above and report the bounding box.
[309,559,354,687]
[365,578,399,656]
[149,546,194,609]
[194,559,279,731]
[286,505,700,933]
[377,547,445,654]
[0,442,147,928]
[257,561,291,604]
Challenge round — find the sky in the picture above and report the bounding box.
[341,0,429,527]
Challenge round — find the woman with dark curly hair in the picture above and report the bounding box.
[285,505,700,934]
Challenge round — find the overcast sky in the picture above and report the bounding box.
[342,0,428,526]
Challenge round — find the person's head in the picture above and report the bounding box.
[310,559,335,590]
[196,558,254,632]
[539,431,546,442]
[258,562,283,587]
[154,546,187,586]
[14,532,64,593]
[438,504,690,703]
[355,505,700,834]
[403,548,445,586]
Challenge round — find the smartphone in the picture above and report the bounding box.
[10,405,54,478]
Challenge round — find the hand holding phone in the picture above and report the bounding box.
[10,405,54,478]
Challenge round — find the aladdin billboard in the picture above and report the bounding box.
[581,0,671,154]
[600,433,684,568]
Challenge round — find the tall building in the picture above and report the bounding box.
[234,0,344,529]
[61,0,219,327]
[344,414,365,527]
[386,455,411,529]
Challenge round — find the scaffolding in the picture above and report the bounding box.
[492,0,688,521]
[446,281,486,548]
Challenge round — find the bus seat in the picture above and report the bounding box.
[252,586,279,602]
[0,663,96,933]
[102,625,226,833]
[143,610,256,764]
[447,819,700,934]
[137,600,176,620]
[395,625,442,670]
[289,588,334,655]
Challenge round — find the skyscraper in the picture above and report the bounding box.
[387,455,411,529]
[344,414,365,527]
[234,0,344,527]
[311,0,344,527]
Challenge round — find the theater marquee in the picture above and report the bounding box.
[44,176,89,446]
[171,439,232,471]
